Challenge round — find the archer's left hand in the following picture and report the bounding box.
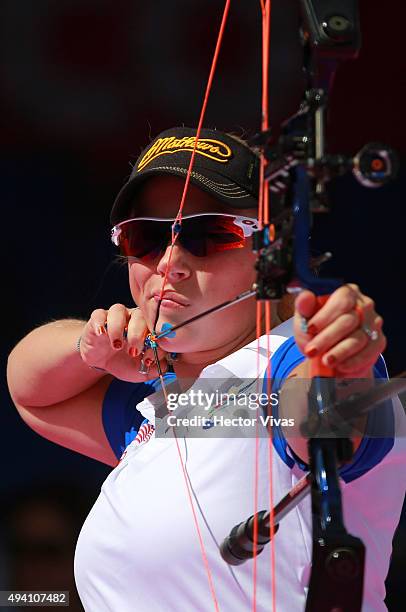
[293,284,387,376]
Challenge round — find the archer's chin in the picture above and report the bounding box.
[156,327,200,354]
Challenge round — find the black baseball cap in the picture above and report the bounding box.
[110,127,260,225]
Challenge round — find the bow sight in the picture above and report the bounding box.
[252,0,398,302]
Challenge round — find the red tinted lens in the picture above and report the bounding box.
[203,216,246,251]
[179,216,246,256]
[118,220,171,259]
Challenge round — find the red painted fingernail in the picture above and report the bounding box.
[305,346,318,358]
[326,355,336,366]
[144,358,153,367]
[113,340,122,350]
[129,347,138,358]
[307,324,318,336]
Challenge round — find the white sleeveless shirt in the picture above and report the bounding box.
[74,322,406,611]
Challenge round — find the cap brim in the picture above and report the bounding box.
[110,166,258,225]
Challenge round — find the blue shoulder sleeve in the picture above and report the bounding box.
[102,375,175,460]
[265,337,394,483]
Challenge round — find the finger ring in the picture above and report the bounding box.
[361,325,379,341]
[354,303,378,341]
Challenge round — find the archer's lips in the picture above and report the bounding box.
[153,292,190,308]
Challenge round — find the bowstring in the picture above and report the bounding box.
[252,2,270,603]
[255,2,277,612]
[151,2,232,611]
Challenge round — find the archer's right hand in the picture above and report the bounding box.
[79,304,169,382]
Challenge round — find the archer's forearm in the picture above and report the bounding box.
[7,319,105,408]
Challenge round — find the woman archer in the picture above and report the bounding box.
[7,127,406,611]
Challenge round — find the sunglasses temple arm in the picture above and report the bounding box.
[154,289,256,340]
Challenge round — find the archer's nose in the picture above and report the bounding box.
[156,242,192,283]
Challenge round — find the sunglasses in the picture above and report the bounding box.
[111,213,259,260]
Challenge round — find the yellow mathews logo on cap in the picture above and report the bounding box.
[137,136,233,171]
